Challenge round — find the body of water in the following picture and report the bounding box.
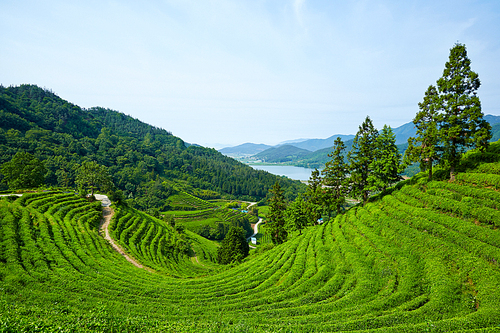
[249,164,316,181]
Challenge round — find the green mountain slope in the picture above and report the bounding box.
[1,142,500,331]
[253,144,312,163]
[0,84,305,205]
[219,142,272,155]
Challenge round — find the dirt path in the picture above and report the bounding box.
[96,194,153,272]
[248,217,263,249]
[252,218,263,237]
[247,201,257,208]
[191,250,205,267]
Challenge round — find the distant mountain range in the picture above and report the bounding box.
[253,145,312,163]
[218,143,272,155]
[277,134,356,152]
[219,115,500,169]
[218,134,357,156]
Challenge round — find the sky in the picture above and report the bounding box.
[1,0,500,148]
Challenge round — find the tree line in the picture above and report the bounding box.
[0,84,305,210]
[267,116,404,244]
[267,43,491,245]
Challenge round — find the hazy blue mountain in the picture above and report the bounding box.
[218,114,500,159]
[484,115,500,126]
[253,145,312,163]
[392,122,417,144]
[219,143,272,155]
[491,123,500,142]
[282,134,356,152]
[278,138,311,145]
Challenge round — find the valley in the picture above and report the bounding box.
[2,0,500,329]
[1,144,500,331]
[1,75,500,331]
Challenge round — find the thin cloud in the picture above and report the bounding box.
[293,0,305,26]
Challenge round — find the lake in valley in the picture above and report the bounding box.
[248,164,316,181]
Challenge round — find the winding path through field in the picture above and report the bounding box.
[96,194,152,272]
[248,217,263,249]
[252,218,263,237]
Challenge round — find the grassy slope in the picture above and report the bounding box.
[1,145,500,331]
[161,191,256,238]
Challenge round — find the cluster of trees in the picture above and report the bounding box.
[198,216,252,241]
[0,152,113,199]
[405,43,491,181]
[266,43,491,246]
[216,226,250,264]
[267,117,403,244]
[0,84,305,207]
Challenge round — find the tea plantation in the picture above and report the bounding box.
[1,163,500,331]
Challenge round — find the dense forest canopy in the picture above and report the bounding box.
[0,84,305,208]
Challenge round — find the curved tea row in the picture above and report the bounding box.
[1,168,500,331]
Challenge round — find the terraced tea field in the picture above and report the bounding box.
[1,163,500,331]
[163,191,257,239]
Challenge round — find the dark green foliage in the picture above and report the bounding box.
[0,84,305,207]
[436,44,491,179]
[406,44,492,181]
[164,214,175,227]
[347,116,379,205]
[164,192,253,241]
[322,137,348,215]
[0,151,46,189]
[267,181,288,244]
[369,125,403,192]
[285,194,313,234]
[129,179,173,211]
[193,211,253,241]
[216,226,249,264]
[405,85,441,180]
[75,160,112,196]
[253,144,312,163]
[107,189,125,204]
[303,169,324,222]
[2,162,500,331]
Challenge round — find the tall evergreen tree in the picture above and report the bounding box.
[347,116,378,205]
[322,137,347,215]
[405,85,441,180]
[436,43,491,180]
[304,169,324,223]
[267,181,288,245]
[285,195,309,235]
[369,125,402,192]
[217,226,249,264]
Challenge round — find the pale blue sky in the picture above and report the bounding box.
[1,0,499,148]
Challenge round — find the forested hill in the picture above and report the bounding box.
[0,84,304,207]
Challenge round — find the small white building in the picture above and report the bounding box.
[251,237,257,245]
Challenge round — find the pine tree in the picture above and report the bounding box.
[285,195,309,235]
[405,85,441,180]
[347,116,378,205]
[436,43,491,180]
[268,181,288,244]
[369,125,402,192]
[217,226,249,264]
[304,169,324,223]
[322,137,347,215]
